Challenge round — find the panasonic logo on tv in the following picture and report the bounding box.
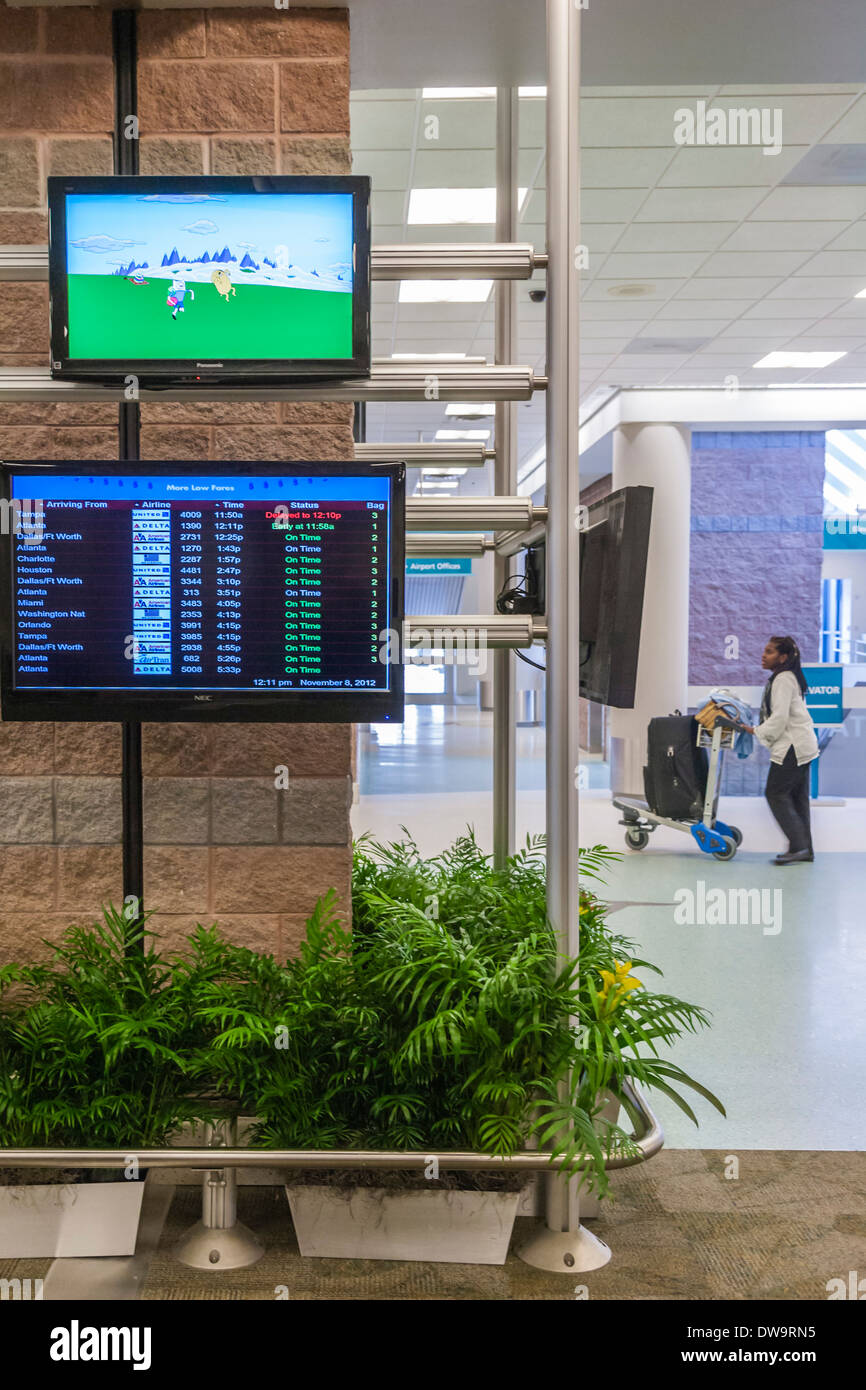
[195,362,224,368]
[49,1320,152,1371]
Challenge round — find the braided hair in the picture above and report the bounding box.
[767,635,809,695]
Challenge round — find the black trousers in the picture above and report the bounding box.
[765,747,813,853]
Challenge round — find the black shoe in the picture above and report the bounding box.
[773,850,814,865]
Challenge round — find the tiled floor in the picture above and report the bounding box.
[354,707,866,1154]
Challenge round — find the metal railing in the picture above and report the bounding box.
[0,1083,663,1174]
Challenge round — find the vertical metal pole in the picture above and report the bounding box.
[493,86,518,867]
[516,9,611,1269]
[544,0,583,1236]
[113,9,144,938]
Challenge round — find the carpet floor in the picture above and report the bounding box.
[132,1149,866,1301]
[2,1150,861,1301]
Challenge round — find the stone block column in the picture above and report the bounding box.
[0,6,355,963]
[689,430,825,686]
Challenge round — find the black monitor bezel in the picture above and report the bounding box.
[0,459,404,724]
[578,484,653,709]
[47,175,371,384]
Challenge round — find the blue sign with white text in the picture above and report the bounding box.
[802,664,843,725]
[406,558,471,575]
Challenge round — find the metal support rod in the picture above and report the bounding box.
[113,8,144,947]
[112,9,139,179]
[0,364,540,404]
[0,1085,663,1173]
[175,1118,264,1270]
[0,242,548,283]
[544,0,584,1240]
[354,441,492,468]
[493,85,520,869]
[495,521,549,557]
[405,615,547,649]
[406,497,545,532]
[406,534,492,559]
[373,241,541,278]
[121,721,144,929]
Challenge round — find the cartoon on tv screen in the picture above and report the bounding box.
[62,190,356,361]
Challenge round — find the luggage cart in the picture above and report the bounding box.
[612,715,745,860]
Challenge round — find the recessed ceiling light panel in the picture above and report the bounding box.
[445,402,496,417]
[399,280,494,303]
[606,283,656,298]
[434,429,491,441]
[753,350,847,369]
[408,188,528,226]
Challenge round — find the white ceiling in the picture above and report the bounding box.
[354,81,866,489]
[40,0,862,91]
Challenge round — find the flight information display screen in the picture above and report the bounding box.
[0,463,404,723]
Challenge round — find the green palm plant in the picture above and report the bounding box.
[0,835,724,1201]
[0,908,214,1153]
[223,831,724,1196]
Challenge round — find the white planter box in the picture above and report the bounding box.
[0,1180,146,1259]
[286,1184,521,1265]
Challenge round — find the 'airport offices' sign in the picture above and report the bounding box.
[406,558,471,575]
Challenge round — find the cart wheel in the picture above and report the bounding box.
[625,828,649,851]
[712,836,737,861]
[727,826,743,847]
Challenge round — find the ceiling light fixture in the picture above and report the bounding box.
[399,280,494,303]
[606,283,656,298]
[445,402,496,417]
[434,429,491,441]
[421,87,547,99]
[407,188,528,226]
[753,351,847,369]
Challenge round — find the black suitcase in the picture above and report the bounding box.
[643,715,708,820]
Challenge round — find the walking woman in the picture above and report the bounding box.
[745,636,819,864]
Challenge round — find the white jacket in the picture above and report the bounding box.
[755,670,819,766]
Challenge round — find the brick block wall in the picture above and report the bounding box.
[0,6,354,963]
[689,431,825,686]
[689,430,826,797]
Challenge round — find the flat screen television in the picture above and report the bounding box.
[578,484,653,708]
[47,175,371,383]
[0,461,404,723]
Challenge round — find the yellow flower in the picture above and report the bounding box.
[597,960,642,1012]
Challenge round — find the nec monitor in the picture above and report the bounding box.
[578,484,653,709]
[0,461,404,723]
[47,175,371,383]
